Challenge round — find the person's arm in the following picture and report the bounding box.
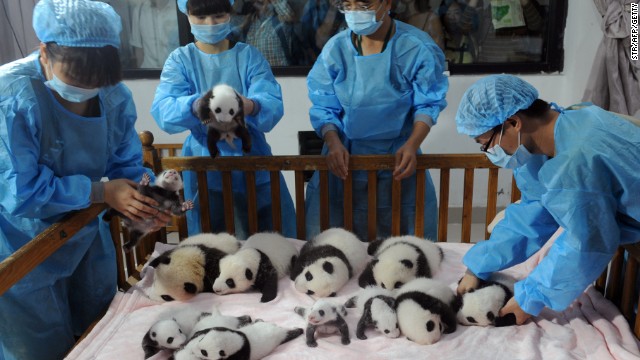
[520,0,543,32]
[270,0,295,23]
[150,51,202,134]
[242,46,285,133]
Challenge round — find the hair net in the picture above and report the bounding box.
[456,74,539,137]
[33,0,122,48]
[177,0,234,15]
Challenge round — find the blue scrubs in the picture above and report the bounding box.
[305,21,448,241]
[464,105,640,315]
[0,54,148,360]
[151,42,296,239]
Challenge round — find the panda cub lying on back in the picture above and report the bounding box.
[103,170,193,252]
[195,84,251,158]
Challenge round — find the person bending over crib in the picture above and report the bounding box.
[0,1,172,359]
[305,0,448,241]
[152,0,296,239]
[455,74,640,325]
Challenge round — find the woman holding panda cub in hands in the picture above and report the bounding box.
[152,0,296,239]
[0,1,171,359]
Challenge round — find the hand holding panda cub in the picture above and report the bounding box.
[195,84,251,158]
[103,170,194,252]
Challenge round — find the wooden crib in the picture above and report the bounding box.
[0,130,639,342]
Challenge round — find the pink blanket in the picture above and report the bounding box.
[67,236,640,360]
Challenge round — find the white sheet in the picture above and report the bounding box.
[67,236,640,360]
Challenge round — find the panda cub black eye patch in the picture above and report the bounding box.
[319,310,325,316]
[487,311,495,321]
[229,109,235,115]
[201,350,208,357]
[466,316,477,323]
[167,337,174,344]
[220,350,226,356]
[226,278,236,288]
[215,107,222,113]
[426,320,435,332]
[305,271,313,281]
[151,332,156,337]
[394,282,403,289]
[161,295,174,301]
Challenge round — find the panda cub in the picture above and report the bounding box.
[103,170,193,252]
[358,235,443,290]
[395,278,460,345]
[148,233,241,302]
[195,84,251,158]
[291,228,367,298]
[189,306,253,338]
[173,322,303,360]
[345,286,399,340]
[141,308,202,358]
[295,299,350,347]
[213,232,299,302]
[457,273,517,327]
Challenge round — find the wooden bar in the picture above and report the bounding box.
[319,170,330,231]
[391,178,401,236]
[197,171,212,233]
[367,171,377,241]
[621,257,638,320]
[414,170,425,238]
[245,171,258,236]
[595,270,608,294]
[437,169,450,242]
[606,247,625,306]
[511,175,521,203]
[295,171,306,240]
[0,204,107,295]
[222,171,235,235]
[110,219,126,290]
[124,229,135,279]
[343,172,353,232]
[485,168,499,239]
[270,172,282,233]
[461,168,475,243]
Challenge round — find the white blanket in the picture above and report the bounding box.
[67,236,640,360]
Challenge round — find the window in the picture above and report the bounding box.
[110,0,566,78]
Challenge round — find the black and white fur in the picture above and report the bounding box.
[291,228,367,298]
[174,322,303,360]
[103,170,193,252]
[148,233,241,302]
[457,273,517,327]
[196,84,251,158]
[359,235,443,290]
[395,278,460,345]
[213,232,298,302]
[345,286,399,340]
[189,306,253,338]
[294,299,350,347]
[141,308,202,358]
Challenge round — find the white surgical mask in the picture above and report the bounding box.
[44,63,99,103]
[190,20,231,44]
[486,126,533,169]
[344,2,386,36]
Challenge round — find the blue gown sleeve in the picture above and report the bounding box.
[0,95,92,218]
[410,44,448,127]
[243,47,284,133]
[307,44,344,137]
[104,85,149,182]
[150,50,201,134]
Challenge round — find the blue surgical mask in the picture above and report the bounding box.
[344,3,386,36]
[486,128,533,169]
[44,64,99,103]
[190,20,231,44]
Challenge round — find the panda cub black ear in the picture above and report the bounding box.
[149,254,171,268]
[245,268,253,280]
[400,259,414,269]
[323,261,334,274]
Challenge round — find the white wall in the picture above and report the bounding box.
[128,0,603,208]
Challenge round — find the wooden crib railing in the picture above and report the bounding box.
[0,131,638,339]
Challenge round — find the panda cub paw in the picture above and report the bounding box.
[140,172,151,186]
[182,200,194,212]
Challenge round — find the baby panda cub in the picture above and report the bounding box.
[173,322,303,360]
[103,170,193,252]
[295,299,350,347]
[457,273,517,327]
[141,308,202,358]
[291,228,367,298]
[396,278,460,345]
[195,84,251,158]
[213,232,299,302]
[359,235,443,290]
[345,286,399,340]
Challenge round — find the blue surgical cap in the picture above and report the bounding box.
[456,75,539,137]
[177,0,234,15]
[33,0,122,48]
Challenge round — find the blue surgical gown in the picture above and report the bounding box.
[464,105,640,315]
[305,20,448,241]
[0,54,148,360]
[151,42,296,239]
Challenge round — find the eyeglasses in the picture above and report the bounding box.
[479,125,502,153]
[337,1,381,12]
